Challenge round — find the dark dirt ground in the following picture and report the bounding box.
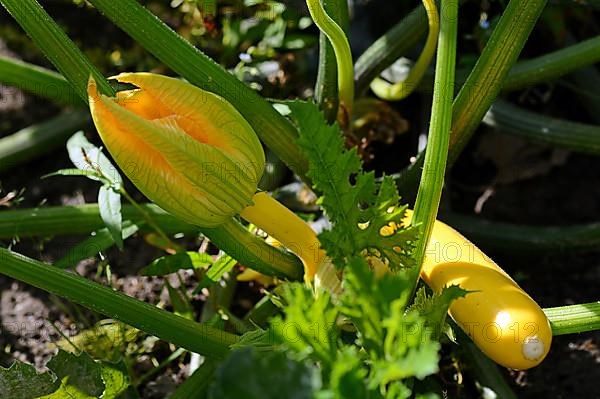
[1,0,600,398]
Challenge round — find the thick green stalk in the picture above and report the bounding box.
[169,360,218,399]
[544,302,600,335]
[354,4,429,95]
[440,213,600,252]
[483,99,600,154]
[0,0,114,100]
[0,111,90,172]
[87,0,309,181]
[417,35,600,93]
[395,0,548,199]
[370,0,439,101]
[0,204,303,280]
[306,0,354,118]
[0,248,237,358]
[457,327,517,399]
[314,0,349,123]
[409,0,458,284]
[0,56,82,106]
[496,35,600,91]
[449,0,548,163]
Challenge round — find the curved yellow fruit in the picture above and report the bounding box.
[240,192,329,287]
[410,212,552,370]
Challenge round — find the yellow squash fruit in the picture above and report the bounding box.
[406,211,552,370]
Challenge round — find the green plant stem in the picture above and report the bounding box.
[0,56,82,106]
[417,35,600,94]
[456,326,517,399]
[544,302,600,335]
[306,0,354,119]
[314,0,349,123]
[483,99,600,154]
[440,213,600,252]
[409,0,458,285]
[395,0,548,199]
[0,248,237,358]
[448,0,548,164]
[168,359,218,399]
[0,111,90,173]
[87,0,309,182]
[0,0,114,100]
[354,4,429,95]
[503,34,600,91]
[0,204,303,280]
[370,0,439,101]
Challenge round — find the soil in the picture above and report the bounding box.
[1,0,599,398]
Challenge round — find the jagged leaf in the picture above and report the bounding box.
[290,100,418,270]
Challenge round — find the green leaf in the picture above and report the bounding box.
[339,258,441,392]
[408,285,469,339]
[270,283,339,366]
[208,348,321,399]
[55,221,139,269]
[0,361,59,398]
[141,252,213,276]
[230,328,275,352]
[67,131,122,188]
[339,257,412,356]
[100,360,130,398]
[165,279,194,320]
[327,346,369,399]
[46,350,105,398]
[291,100,418,270]
[196,254,238,292]
[99,185,123,250]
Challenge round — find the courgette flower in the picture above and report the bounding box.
[88,73,265,227]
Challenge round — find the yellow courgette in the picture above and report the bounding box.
[410,211,552,370]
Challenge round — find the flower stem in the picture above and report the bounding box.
[240,192,326,284]
[409,0,459,288]
[370,0,439,101]
[305,0,354,123]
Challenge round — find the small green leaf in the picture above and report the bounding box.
[46,350,105,398]
[98,185,123,250]
[141,252,213,276]
[208,348,321,399]
[100,360,130,398]
[196,254,238,292]
[0,361,59,398]
[67,131,122,188]
[408,285,469,339]
[165,279,194,320]
[55,221,139,269]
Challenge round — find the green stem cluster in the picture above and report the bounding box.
[305,0,354,121]
[409,0,459,286]
[0,248,237,358]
